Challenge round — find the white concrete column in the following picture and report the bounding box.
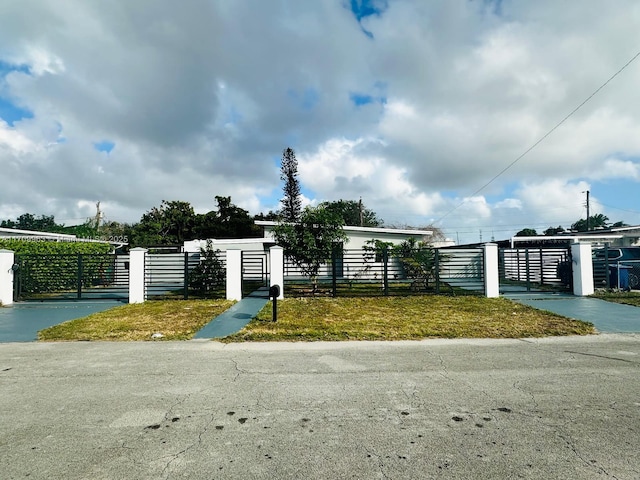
[0,249,15,306]
[129,247,147,304]
[483,243,500,298]
[226,249,242,301]
[269,246,285,299]
[571,242,594,296]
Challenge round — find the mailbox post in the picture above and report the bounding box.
[269,284,280,322]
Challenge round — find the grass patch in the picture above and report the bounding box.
[592,290,640,307]
[38,300,234,341]
[222,296,594,342]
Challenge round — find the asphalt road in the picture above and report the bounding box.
[1,335,640,479]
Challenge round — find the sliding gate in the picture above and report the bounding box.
[499,247,571,293]
[14,254,130,301]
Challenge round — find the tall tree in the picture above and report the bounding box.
[272,205,347,292]
[280,147,302,222]
[318,199,382,227]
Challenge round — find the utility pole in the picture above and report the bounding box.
[359,197,364,227]
[585,190,590,231]
[94,201,103,230]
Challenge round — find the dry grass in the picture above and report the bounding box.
[223,296,595,342]
[592,291,640,307]
[38,300,234,341]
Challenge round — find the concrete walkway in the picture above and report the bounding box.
[507,292,640,333]
[193,287,270,339]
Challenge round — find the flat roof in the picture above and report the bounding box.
[254,220,432,236]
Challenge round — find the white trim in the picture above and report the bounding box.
[254,220,433,236]
[510,235,623,248]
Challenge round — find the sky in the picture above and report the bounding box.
[1,0,640,245]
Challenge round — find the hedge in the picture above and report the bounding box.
[0,239,111,255]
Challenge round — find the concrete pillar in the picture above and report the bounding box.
[269,246,285,299]
[129,248,147,304]
[571,242,594,296]
[0,249,15,306]
[226,249,242,301]
[483,243,500,298]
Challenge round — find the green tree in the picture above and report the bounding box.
[1,213,61,232]
[131,200,195,246]
[515,228,538,237]
[189,240,226,297]
[279,147,302,222]
[571,214,609,232]
[318,199,382,227]
[272,205,347,292]
[193,196,260,239]
[544,225,565,236]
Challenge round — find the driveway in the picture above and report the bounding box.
[0,300,124,342]
[1,336,639,479]
[506,292,640,333]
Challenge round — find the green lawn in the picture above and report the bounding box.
[39,300,234,341]
[223,295,594,342]
[38,295,595,342]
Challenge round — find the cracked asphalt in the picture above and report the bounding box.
[1,335,640,479]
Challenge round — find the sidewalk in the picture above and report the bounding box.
[193,287,270,339]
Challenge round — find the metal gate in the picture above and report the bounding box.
[14,254,130,301]
[242,251,269,296]
[499,247,571,293]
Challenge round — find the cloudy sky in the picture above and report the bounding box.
[1,0,640,244]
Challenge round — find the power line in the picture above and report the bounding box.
[436,48,640,224]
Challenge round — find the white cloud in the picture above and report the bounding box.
[0,0,640,239]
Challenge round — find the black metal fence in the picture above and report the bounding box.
[283,247,486,297]
[14,254,130,301]
[499,247,571,292]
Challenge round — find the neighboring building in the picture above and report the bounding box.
[509,224,640,248]
[255,220,455,249]
[184,222,454,253]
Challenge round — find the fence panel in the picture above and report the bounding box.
[145,252,200,299]
[438,248,485,294]
[499,248,571,292]
[283,247,484,296]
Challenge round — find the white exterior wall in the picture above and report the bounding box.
[129,248,147,304]
[226,249,243,301]
[571,242,594,296]
[483,243,499,298]
[0,249,15,306]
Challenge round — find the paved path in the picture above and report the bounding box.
[507,293,640,333]
[1,336,639,479]
[0,300,124,342]
[193,288,270,339]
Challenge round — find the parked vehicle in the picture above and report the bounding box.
[592,247,640,290]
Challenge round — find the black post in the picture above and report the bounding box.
[269,285,280,322]
[183,252,189,300]
[77,254,83,299]
[331,244,338,298]
[525,249,531,292]
[604,243,610,289]
[435,249,440,294]
[382,247,389,296]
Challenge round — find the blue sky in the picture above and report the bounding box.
[1,0,640,244]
